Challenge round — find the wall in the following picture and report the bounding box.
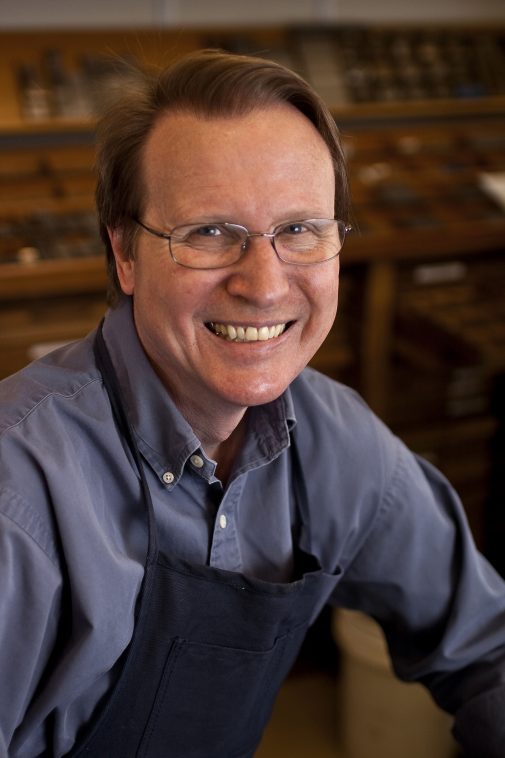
[1,0,504,29]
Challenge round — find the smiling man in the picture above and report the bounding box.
[1,50,505,758]
[111,104,340,479]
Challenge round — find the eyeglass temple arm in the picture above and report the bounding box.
[133,218,172,241]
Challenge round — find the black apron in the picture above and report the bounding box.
[66,325,341,757]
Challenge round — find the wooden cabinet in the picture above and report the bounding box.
[1,25,504,553]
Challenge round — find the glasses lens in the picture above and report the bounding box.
[170,222,245,269]
[166,219,347,269]
[274,219,345,264]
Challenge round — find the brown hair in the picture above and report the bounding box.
[95,48,349,305]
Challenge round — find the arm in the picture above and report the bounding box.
[0,490,62,754]
[332,444,505,758]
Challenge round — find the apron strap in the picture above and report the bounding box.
[94,321,158,568]
[290,430,312,551]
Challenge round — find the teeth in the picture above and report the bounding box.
[258,327,270,341]
[210,322,286,342]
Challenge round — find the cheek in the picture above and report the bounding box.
[136,266,220,334]
[307,265,340,329]
[135,258,184,306]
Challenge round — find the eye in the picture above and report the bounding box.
[176,223,237,251]
[178,223,229,247]
[279,221,310,235]
[190,224,224,238]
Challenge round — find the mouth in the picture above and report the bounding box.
[207,321,288,342]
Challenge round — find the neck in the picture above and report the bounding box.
[162,382,247,484]
[138,336,248,483]
[193,412,247,485]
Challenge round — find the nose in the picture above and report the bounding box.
[225,234,290,307]
[243,231,276,250]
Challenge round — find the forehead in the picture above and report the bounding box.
[140,105,335,220]
[144,103,331,165]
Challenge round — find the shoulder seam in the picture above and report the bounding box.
[0,487,61,568]
[0,376,102,437]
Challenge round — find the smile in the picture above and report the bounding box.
[208,322,287,342]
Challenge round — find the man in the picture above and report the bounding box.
[0,49,504,757]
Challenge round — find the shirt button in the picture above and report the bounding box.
[162,471,174,484]
[219,514,227,529]
[190,454,204,469]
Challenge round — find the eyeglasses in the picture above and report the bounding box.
[132,217,351,270]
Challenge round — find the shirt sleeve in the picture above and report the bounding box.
[331,441,505,758]
[0,489,62,752]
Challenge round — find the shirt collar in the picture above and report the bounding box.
[102,298,296,487]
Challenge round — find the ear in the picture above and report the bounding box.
[108,227,135,295]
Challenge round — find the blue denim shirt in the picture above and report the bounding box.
[1,298,504,757]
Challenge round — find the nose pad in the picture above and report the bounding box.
[242,232,277,258]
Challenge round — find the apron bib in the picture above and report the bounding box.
[66,325,340,758]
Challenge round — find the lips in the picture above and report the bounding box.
[208,322,287,342]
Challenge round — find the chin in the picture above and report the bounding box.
[218,377,294,409]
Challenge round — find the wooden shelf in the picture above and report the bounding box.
[0,257,106,300]
[1,24,504,551]
[1,25,504,132]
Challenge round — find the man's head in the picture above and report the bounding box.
[97,49,349,422]
[95,48,349,306]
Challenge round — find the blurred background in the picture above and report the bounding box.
[1,2,504,756]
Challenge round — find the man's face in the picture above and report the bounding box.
[112,104,340,420]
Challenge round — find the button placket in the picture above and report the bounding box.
[209,476,244,572]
